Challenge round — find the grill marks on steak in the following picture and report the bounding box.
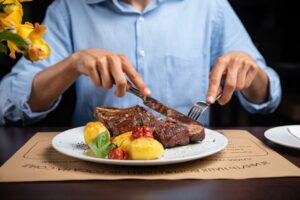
[94,106,157,136]
[94,105,204,148]
[153,119,190,147]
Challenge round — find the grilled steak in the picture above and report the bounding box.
[94,105,205,148]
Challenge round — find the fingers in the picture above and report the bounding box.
[86,50,147,98]
[119,55,151,96]
[80,50,146,98]
[208,51,261,106]
[236,61,249,91]
[84,59,102,88]
[245,64,258,88]
[96,57,113,89]
[107,55,127,97]
[207,57,228,104]
[219,58,240,105]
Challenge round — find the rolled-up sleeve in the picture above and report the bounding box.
[0,65,62,125]
[0,0,72,125]
[237,66,281,113]
[210,0,282,114]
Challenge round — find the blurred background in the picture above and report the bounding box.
[0,0,299,127]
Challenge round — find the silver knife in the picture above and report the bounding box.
[287,127,300,141]
[127,83,196,124]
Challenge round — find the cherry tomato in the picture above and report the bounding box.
[108,148,128,160]
[132,125,154,139]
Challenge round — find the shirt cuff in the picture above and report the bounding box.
[237,67,281,114]
[10,71,62,125]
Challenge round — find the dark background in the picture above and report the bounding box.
[0,0,299,127]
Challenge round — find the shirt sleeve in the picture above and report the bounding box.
[0,0,73,125]
[210,0,281,114]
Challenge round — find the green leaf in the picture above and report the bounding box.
[0,4,6,13]
[0,30,28,48]
[0,42,8,54]
[0,3,14,13]
[88,131,116,158]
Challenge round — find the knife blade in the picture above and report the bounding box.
[287,127,300,141]
[127,84,195,124]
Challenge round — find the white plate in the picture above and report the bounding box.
[52,127,228,166]
[264,125,300,150]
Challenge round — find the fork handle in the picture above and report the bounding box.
[215,92,223,101]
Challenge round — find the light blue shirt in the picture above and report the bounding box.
[0,0,281,126]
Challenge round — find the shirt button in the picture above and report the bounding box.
[139,16,144,22]
[139,50,145,57]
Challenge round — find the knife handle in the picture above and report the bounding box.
[127,81,146,100]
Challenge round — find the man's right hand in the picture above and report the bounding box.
[70,48,151,97]
[28,48,150,112]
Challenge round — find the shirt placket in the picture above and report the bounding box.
[135,15,145,73]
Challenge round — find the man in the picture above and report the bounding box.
[0,0,281,126]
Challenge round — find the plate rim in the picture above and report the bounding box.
[52,127,228,166]
[264,125,300,150]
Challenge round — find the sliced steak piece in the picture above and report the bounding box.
[153,119,190,147]
[94,105,205,148]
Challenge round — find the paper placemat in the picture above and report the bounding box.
[0,130,299,182]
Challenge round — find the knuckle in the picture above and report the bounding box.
[244,59,251,65]
[103,82,113,89]
[110,56,122,68]
[228,64,236,70]
[92,79,101,87]
[233,56,242,63]
[85,62,94,72]
[217,57,229,64]
[244,61,251,68]
[118,54,127,61]
[252,63,259,71]
[236,84,244,91]
[107,55,115,64]
[128,71,139,81]
[116,80,127,88]
[96,57,105,65]
[245,80,252,88]
[226,81,235,90]
[210,77,219,86]
[111,55,120,63]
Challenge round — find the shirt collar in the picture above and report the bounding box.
[86,0,184,4]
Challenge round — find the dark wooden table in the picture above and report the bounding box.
[0,127,299,200]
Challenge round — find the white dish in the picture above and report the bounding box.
[52,127,228,166]
[264,125,300,150]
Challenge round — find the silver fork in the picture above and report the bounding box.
[187,93,222,121]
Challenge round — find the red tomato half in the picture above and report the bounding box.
[108,148,128,160]
[132,125,154,139]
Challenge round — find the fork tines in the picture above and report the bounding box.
[187,104,205,121]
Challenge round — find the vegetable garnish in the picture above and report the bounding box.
[132,125,154,139]
[108,147,128,160]
[88,131,116,158]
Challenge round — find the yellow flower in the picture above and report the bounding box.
[17,0,32,2]
[0,0,23,28]
[7,22,51,61]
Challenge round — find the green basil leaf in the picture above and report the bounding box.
[0,30,28,48]
[0,42,7,54]
[96,130,110,147]
[88,131,116,158]
[97,143,116,158]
